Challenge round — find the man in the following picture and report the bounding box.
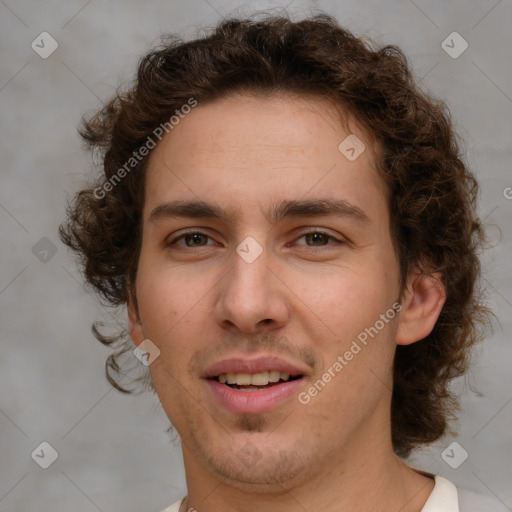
[59,14,506,512]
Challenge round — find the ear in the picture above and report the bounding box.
[396,268,446,346]
[128,288,145,346]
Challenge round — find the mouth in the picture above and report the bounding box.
[203,356,309,414]
[211,371,304,391]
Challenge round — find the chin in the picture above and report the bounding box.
[206,450,309,493]
[191,429,316,493]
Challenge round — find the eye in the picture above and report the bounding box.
[168,231,215,248]
[293,230,344,248]
[166,229,344,251]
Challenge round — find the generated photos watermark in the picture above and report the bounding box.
[93,97,198,199]
[298,302,403,405]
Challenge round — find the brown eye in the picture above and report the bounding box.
[294,230,342,247]
[303,232,330,246]
[168,232,213,248]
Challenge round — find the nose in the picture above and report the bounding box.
[214,245,290,334]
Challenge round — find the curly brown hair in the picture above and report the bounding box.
[59,13,492,458]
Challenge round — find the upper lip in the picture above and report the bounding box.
[203,355,310,378]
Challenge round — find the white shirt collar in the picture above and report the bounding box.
[420,475,459,512]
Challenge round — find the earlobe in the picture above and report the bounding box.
[395,269,446,346]
[128,291,145,345]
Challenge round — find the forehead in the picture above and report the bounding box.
[143,92,386,221]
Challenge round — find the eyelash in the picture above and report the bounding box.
[167,229,344,250]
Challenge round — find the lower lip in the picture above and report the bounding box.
[206,378,304,414]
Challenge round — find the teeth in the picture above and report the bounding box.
[268,370,281,382]
[216,371,293,386]
[235,373,252,385]
[250,372,269,386]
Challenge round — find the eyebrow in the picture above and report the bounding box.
[149,198,370,225]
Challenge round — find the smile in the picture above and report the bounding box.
[215,370,302,389]
[206,373,305,414]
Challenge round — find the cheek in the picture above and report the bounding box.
[305,267,395,336]
[135,259,209,335]
[134,260,220,387]
[304,261,400,391]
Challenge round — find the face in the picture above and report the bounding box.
[130,93,410,490]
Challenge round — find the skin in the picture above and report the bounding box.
[128,92,446,512]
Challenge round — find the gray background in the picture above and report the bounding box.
[1,0,511,510]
